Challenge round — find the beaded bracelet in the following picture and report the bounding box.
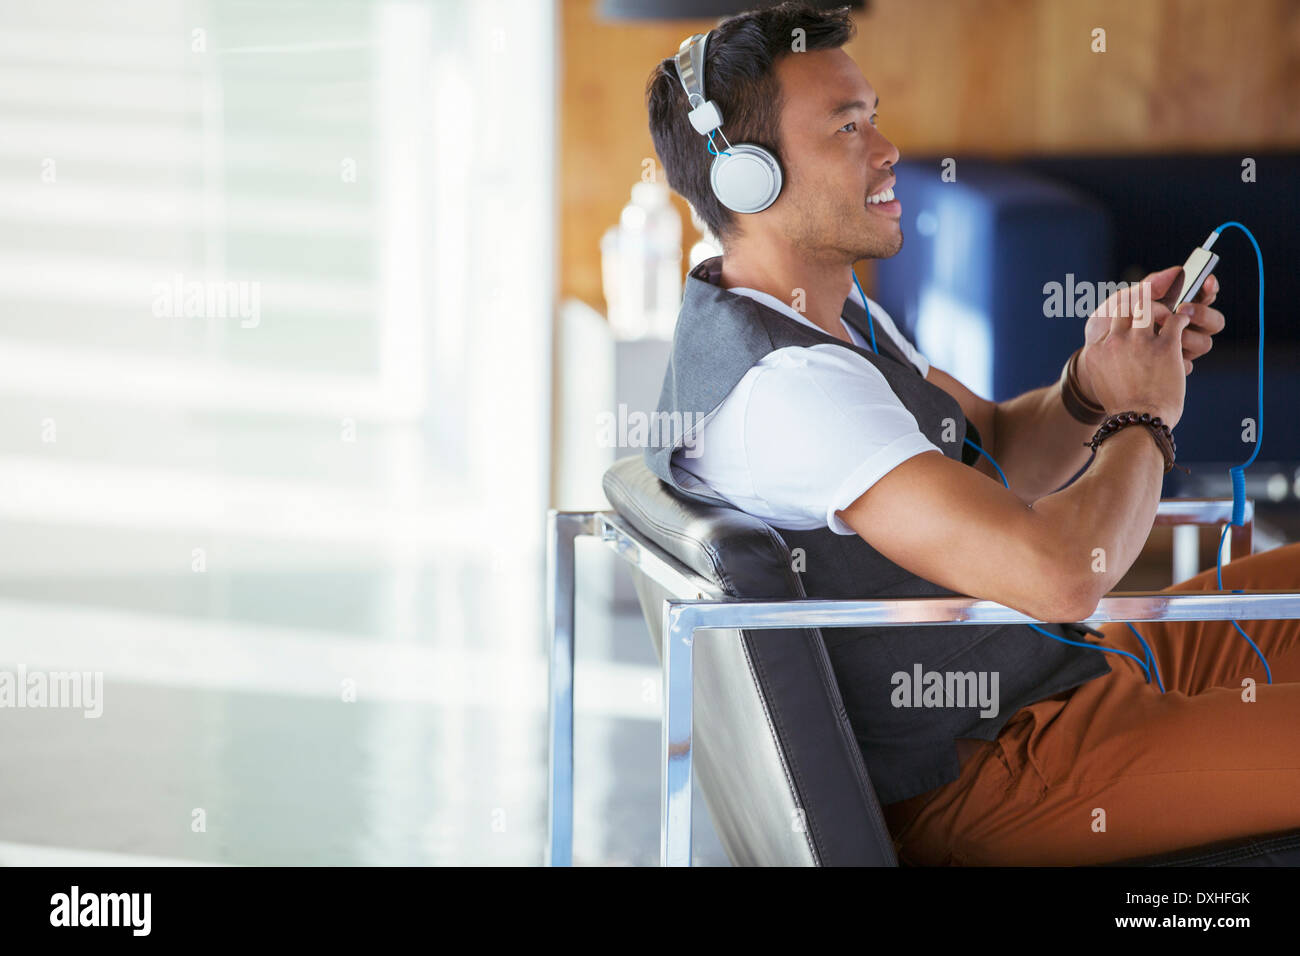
[1083,411,1191,476]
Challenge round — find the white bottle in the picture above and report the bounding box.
[602,182,682,340]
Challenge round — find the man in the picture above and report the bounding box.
[642,1,1300,865]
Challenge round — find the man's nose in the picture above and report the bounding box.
[873,134,900,168]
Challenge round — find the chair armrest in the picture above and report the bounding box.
[1154,497,1253,528]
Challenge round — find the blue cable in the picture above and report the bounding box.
[706,130,730,157]
[1125,622,1166,692]
[1127,221,1272,685]
[1209,221,1270,682]
[1217,522,1273,683]
[850,270,879,354]
[1025,622,1155,677]
[1213,222,1265,523]
[962,436,1010,489]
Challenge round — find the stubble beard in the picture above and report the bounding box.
[780,189,904,264]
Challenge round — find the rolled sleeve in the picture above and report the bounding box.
[825,431,942,534]
[741,345,944,534]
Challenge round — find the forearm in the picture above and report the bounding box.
[991,379,1097,504]
[1029,426,1167,613]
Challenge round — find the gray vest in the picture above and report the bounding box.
[645,255,1110,805]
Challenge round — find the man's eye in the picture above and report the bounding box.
[839,121,857,133]
[870,114,878,127]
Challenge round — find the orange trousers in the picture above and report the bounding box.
[883,541,1300,866]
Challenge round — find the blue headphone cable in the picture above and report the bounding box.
[1207,222,1272,684]
[1123,222,1272,685]
[851,269,880,354]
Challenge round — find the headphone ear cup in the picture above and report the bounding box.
[710,143,783,214]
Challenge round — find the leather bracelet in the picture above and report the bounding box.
[1059,347,1106,425]
[1082,411,1191,476]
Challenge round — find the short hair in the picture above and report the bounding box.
[645,2,856,247]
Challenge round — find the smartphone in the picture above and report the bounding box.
[1158,246,1219,314]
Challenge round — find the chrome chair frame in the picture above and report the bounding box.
[546,497,1300,867]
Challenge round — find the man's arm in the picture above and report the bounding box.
[926,364,1096,505]
[835,426,1167,622]
[837,270,1198,620]
[923,364,1092,503]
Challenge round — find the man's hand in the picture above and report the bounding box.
[1075,268,1225,403]
[1154,272,1224,374]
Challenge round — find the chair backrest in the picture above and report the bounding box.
[602,456,897,866]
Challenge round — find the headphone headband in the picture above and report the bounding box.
[674,32,707,105]
[674,32,722,135]
[670,29,782,214]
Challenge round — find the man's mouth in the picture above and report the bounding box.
[865,182,901,216]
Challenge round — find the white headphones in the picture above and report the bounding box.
[673,31,783,215]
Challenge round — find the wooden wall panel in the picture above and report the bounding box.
[560,0,1300,311]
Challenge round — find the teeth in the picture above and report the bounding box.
[867,186,895,205]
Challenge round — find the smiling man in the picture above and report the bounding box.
[641,1,1300,866]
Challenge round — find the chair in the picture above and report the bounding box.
[546,456,1300,866]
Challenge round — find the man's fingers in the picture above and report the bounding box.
[1183,302,1225,334]
[1156,310,1191,345]
[1167,303,1225,343]
[1109,285,1166,335]
[1193,273,1219,305]
[1142,300,1173,336]
[1166,310,1193,346]
[1145,265,1185,299]
[1180,328,1214,359]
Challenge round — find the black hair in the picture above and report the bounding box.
[645,2,856,246]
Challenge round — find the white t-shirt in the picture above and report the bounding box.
[671,287,942,536]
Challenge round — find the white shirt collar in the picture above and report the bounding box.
[727,286,868,349]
